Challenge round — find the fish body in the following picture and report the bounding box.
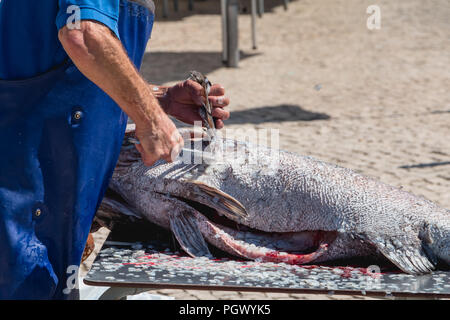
[102,127,450,275]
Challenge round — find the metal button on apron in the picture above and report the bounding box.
[70,108,84,128]
[35,208,42,217]
[73,110,83,120]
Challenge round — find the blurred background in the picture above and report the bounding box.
[83,0,450,300]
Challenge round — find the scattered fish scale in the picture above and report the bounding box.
[85,244,450,297]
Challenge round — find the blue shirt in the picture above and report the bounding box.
[0,0,120,80]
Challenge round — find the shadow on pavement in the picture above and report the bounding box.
[140,50,260,84]
[225,104,330,125]
[153,0,296,22]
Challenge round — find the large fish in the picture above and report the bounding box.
[97,125,450,275]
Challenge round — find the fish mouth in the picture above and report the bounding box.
[171,196,338,265]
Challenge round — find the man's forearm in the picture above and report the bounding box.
[58,21,164,128]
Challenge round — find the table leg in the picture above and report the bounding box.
[257,0,264,17]
[162,0,169,17]
[173,0,178,12]
[226,0,239,67]
[221,0,228,63]
[251,0,257,49]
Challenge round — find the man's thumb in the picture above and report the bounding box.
[135,143,158,166]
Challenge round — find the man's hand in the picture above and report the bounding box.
[134,110,184,166]
[158,80,230,129]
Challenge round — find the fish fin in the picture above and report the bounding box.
[169,210,212,258]
[100,196,141,218]
[188,180,248,220]
[368,235,436,274]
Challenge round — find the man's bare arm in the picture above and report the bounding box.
[58,21,183,165]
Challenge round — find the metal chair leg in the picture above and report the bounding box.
[162,0,169,17]
[257,0,264,17]
[226,0,239,67]
[221,0,228,63]
[251,0,257,49]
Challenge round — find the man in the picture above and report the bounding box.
[0,0,229,299]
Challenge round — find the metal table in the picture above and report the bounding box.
[84,221,450,300]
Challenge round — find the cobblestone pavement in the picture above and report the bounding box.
[81,0,449,300]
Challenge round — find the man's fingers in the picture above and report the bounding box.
[185,80,227,105]
[136,143,159,166]
[135,137,182,166]
[143,157,158,167]
[215,119,225,129]
[212,107,230,121]
[185,80,205,105]
[209,84,225,96]
[167,145,181,163]
[135,143,145,156]
[186,80,225,97]
[168,134,184,162]
[209,95,229,107]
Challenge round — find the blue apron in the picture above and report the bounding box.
[0,0,154,299]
